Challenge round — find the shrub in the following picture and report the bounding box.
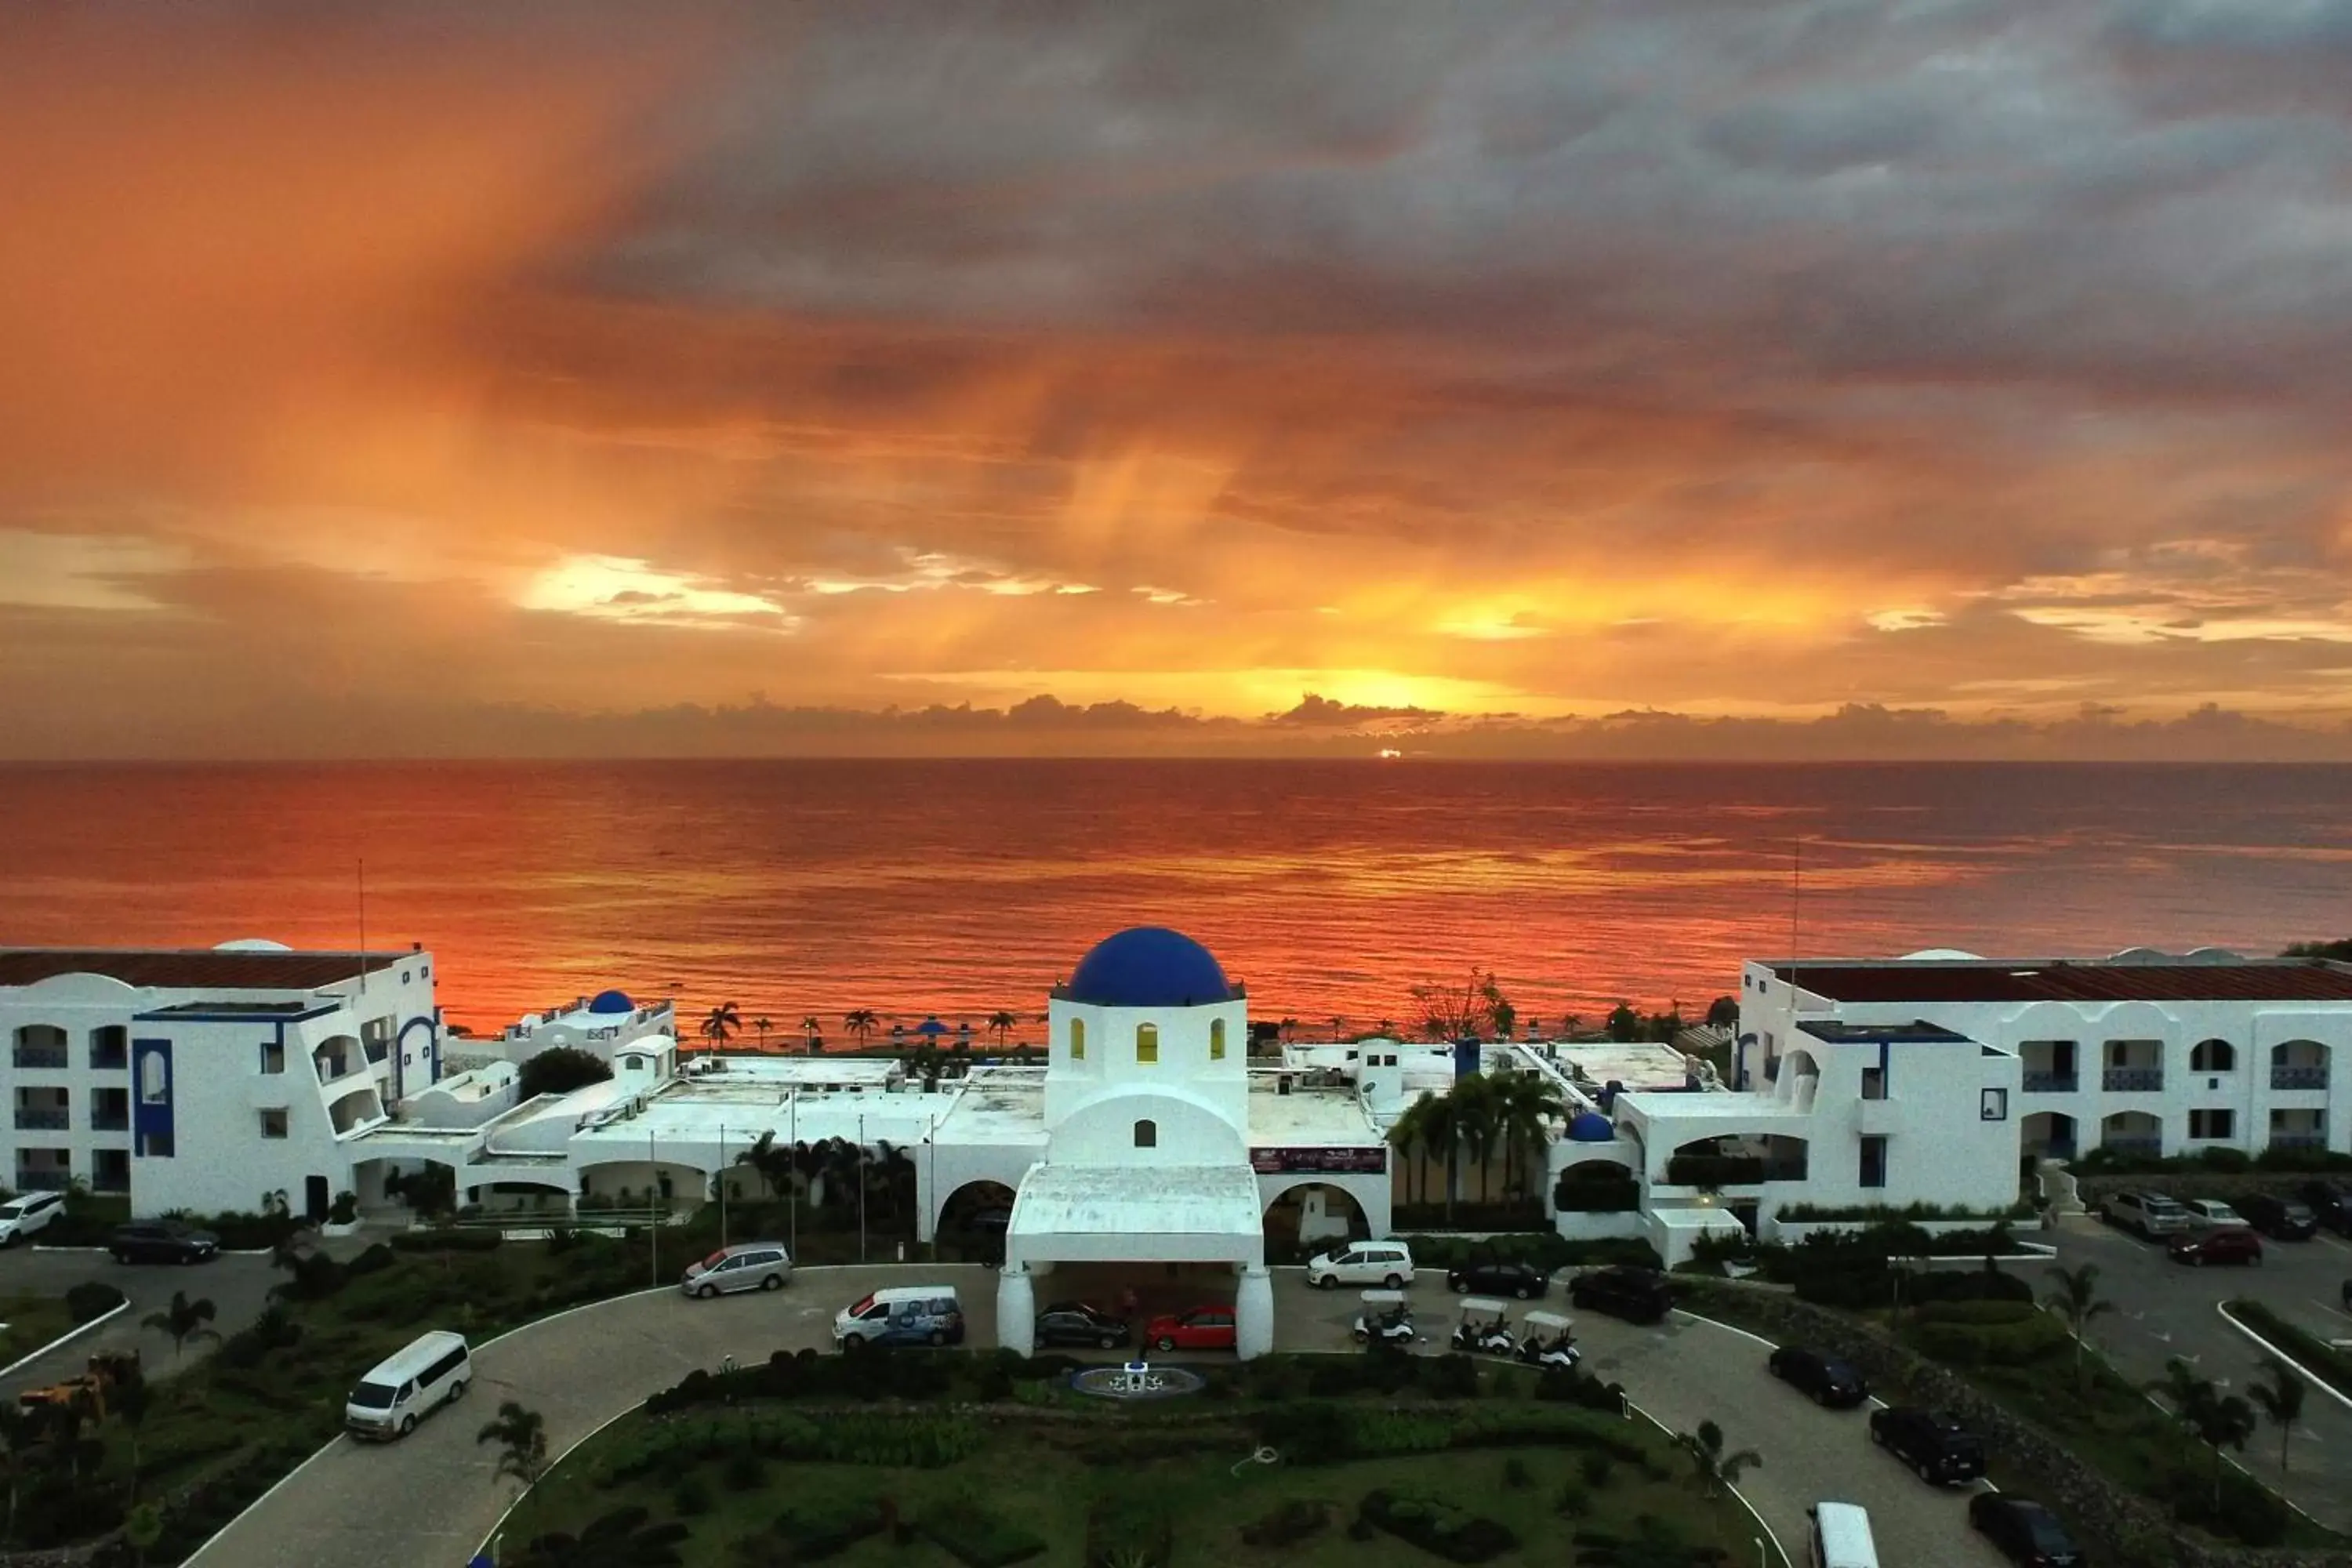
[328,1190,358,1225]
[346,1242,396,1276]
[389,1227,503,1254]
[2227,1301,2352,1401]
[1579,1450,1613,1490]
[1501,1456,1532,1490]
[518,1045,613,1101]
[1907,1311,2071,1367]
[672,1476,713,1516]
[916,1497,1046,1568]
[66,1281,125,1324]
[1240,1501,1330,1548]
[1553,1480,1590,1517]
[761,1496,887,1562]
[2198,1146,2253,1174]
[1357,1489,1519,1565]
[723,1450,765,1491]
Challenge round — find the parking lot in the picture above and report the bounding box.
[0,1246,281,1400]
[2046,1210,2352,1531]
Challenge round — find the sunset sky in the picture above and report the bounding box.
[5,2,2352,759]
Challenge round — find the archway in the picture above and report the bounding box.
[2189,1038,2236,1073]
[2271,1040,2328,1091]
[1261,1181,1371,1258]
[2022,1110,2078,1160]
[2100,1110,2162,1157]
[936,1179,1018,1264]
[1776,1050,1821,1109]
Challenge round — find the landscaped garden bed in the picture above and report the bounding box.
[0,1291,91,1365]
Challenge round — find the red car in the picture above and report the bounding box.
[1145,1305,1236,1352]
[2168,1228,2263,1267]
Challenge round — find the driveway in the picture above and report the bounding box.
[0,1247,279,1400]
[2046,1212,2352,1530]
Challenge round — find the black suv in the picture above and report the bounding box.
[1033,1301,1130,1349]
[109,1221,220,1265]
[1767,1345,1867,1407]
[2298,1182,2352,1236]
[1446,1261,1550,1300]
[1567,1266,1672,1324]
[1870,1405,1987,1485]
[1968,1494,2084,1566]
[2241,1192,2318,1241]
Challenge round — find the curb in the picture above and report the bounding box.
[2212,1301,2352,1415]
[474,1397,652,1559]
[0,1298,132,1381]
[31,1246,276,1258]
[1624,1394,1792,1568]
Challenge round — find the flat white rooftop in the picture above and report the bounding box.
[1555,1043,1696,1093]
[1009,1161,1261,1242]
[1245,1078,1381,1145]
[1617,1089,1809,1121]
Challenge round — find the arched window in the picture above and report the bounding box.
[1134,1120,1157,1149]
[1069,1018,1086,1060]
[1136,1023,1159,1065]
[2190,1039,2236,1073]
[1210,1018,1226,1061]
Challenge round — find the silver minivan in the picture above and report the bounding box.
[681,1241,793,1298]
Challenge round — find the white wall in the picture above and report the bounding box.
[1044,997,1248,1130]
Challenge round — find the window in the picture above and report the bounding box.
[1134,1119,1157,1148]
[2189,1109,2235,1140]
[1136,1023,1159,1064]
[138,1049,169,1105]
[137,1131,174,1160]
[1858,1134,1887,1189]
[1210,1018,1226,1061]
[260,1041,285,1075]
[1860,1067,1886,1101]
[2190,1039,2236,1073]
[1069,1018,1085,1061]
[259,1109,289,1139]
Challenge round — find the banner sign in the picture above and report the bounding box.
[1250,1146,1388,1175]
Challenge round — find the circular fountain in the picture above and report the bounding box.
[1068,1359,1206,1401]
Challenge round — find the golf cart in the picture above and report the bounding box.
[1352,1289,1417,1347]
[1450,1296,1517,1356]
[1515,1310,1580,1370]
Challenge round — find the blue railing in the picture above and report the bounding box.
[2271,1066,2328,1091]
[2102,1069,2163,1092]
[2022,1071,2078,1093]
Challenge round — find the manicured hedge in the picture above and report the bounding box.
[1398,1232,1662,1274]
[388,1227,504,1253]
[2227,1299,2352,1402]
[1357,1489,1518,1565]
[65,1280,125,1323]
[915,1499,1045,1568]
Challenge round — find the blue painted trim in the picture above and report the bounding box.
[131,1038,175,1158]
[395,1015,436,1102]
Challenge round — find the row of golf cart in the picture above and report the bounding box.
[1350,1292,1580,1368]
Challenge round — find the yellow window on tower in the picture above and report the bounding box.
[1210,1018,1226,1060]
[1070,1018,1086,1060]
[1137,1023,1159,1064]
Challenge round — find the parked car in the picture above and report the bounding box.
[1305,1240,1414,1290]
[1145,1305,1236,1352]
[1968,1493,2085,1566]
[1445,1261,1549,1300]
[2297,1181,2352,1235]
[832,1286,964,1350]
[1568,1265,1673,1325]
[108,1221,218,1265]
[1806,1501,1880,1568]
[1867,1406,1987,1486]
[1036,1301,1131,1349]
[2239,1192,2318,1241]
[2178,1198,2247,1229]
[0,1191,66,1247]
[2168,1228,2263,1267]
[2100,1190,2190,1240]
[680,1241,792,1298]
[1768,1345,1868,1408]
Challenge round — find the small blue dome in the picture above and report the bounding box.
[1566,1112,1615,1143]
[587,989,635,1015]
[1065,927,1232,1009]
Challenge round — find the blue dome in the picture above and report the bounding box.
[1566,1112,1615,1143]
[1065,927,1232,1009]
[587,989,635,1015]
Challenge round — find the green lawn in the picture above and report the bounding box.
[0,1294,81,1367]
[499,1405,1758,1567]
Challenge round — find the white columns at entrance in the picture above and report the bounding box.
[1235,1264,1274,1360]
[996,1265,1036,1356]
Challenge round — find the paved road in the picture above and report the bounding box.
[0,1248,279,1399]
[2046,1212,2352,1530]
[194,1261,2006,1568]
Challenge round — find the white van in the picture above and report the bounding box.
[1806,1502,1880,1568]
[832,1285,965,1349]
[346,1330,471,1440]
[1305,1240,1414,1290]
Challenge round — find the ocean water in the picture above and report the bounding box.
[2,760,2347,1038]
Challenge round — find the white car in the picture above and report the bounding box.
[1305,1240,1415,1290]
[2180,1199,2249,1229]
[0,1192,65,1247]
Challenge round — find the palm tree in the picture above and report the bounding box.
[2149,1357,2256,1512]
[844,1009,879,1048]
[124,1503,162,1568]
[2249,1355,2307,1475]
[1327,1015,1346,1042]
[1680,1419,1762,1498]
[988,1011,1018,1045]
[143,1290,220,1362]
[1416,1091,1465,1223]
[800,1014,823,1051]
[699,1001,741,1052]
[1375,1018,1396,1037]
[1492,1072,1568,1201]
[735,1130,798,1200]
[477,1400,548,1492]
[1279,1017,1299,1044]
[752,1015,772,1049]
[2040,1263,2116,1388]
[1386,1095,1432,1208]
[1454,1075,1505,1204]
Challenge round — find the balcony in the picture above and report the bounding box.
[2272,1066,2328,1091]
[2101,1135,2163,1157]
[11,1047,67,1071]
[14,1108,70,1131]
[2270,1132,2328,1151]
[89,1109,129,1133]
[89,1047,128,1071]
[2102,1068,2164,1093]
[89,1169,130,1195]
[12,1171,71,1192]
[2022,1071,2079,1094]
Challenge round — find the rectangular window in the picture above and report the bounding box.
[1210,1019,1226,1061]
[137,1131,174,1159]
[2189,1109,2234,1140]
[1069,1019,1085,1061]
[259,1109,289,1139]
[1860,1067,1886,1101]
[1136,1023,1159,1065]
[260,1041,285,1075]
[1858,1134,1887,1189]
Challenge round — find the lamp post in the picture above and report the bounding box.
[717,1123,728,1250]
[788,1090,797,1258]
[858,1112,868,1265]
[648,1127,659,1287]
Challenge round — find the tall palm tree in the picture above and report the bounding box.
[476,1400,548,1491]
[699,1001,741,1051]
[2249,1356,2307,1475]
[735,1130,798,1200]
[1417,1090,1465,1223]
[2040,1263,2116,1388]
[2150,1357,2256,1512]
[1492,1072,1567,1201]
[1454,1076,1504,1203]
[1680,1419,1762,1498]
[143,1290,220,1362]
[844,1009,879,1048]
[800,1014,823,1051]
[752,1015,773,1049]
[1386,1095,1432,1208]
[988,1010,1018,1045]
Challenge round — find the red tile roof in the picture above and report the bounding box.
[0,949,404,992]
[1769,960,2352,1005]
